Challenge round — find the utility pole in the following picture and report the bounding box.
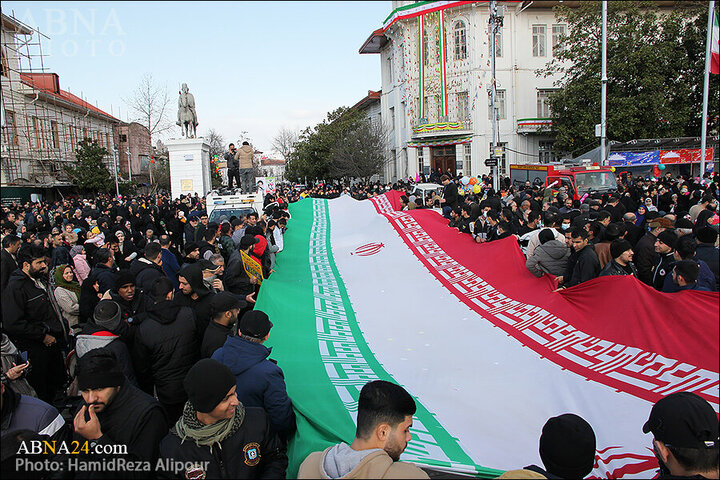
[489,0,503,190]
[600,0,608,165]
[700,0,715,178]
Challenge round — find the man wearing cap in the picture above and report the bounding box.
[133,277,198,424]
[159,359,288,479]
[201,292,244,358]
[635,217,672,285]
[107,270,150,338]
[652,230,678,290]
[176,263,216,342]
[76,300,137,387]
[212,310,296,439]
[599,239,638,278]
[181,241,201,269]
[643,391,719,478]
[73,349,168,477]
[225,234,261,308]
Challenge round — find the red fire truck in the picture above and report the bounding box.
[509,163,618,201]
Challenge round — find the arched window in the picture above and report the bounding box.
[454,20,467,60]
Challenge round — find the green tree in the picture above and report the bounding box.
[541,1,720,156]
[286,107,387,182]
[63,138,113,192]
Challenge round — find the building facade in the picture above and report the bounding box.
[1,13,119,193]
[360,0,571,182]
[113,121,151,182]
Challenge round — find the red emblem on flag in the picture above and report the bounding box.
[351,242,385,256]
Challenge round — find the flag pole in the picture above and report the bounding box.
[600,0,608,166]
[700,0,715,178]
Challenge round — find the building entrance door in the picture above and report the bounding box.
[430,145,456,177]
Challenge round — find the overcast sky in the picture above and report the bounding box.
[4,1,391,153]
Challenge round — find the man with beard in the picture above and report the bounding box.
[642,392,719,479]
[200,292,243,358]
[158,359,287,479]
[298,380,428,479]
[2,244,68,403]
[176,263,216,342]
[72,349,167,478]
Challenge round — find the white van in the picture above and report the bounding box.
[206,189,264,223]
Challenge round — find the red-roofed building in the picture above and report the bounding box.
[1,12,120,195]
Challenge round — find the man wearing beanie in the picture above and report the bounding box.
[643,392,719,478]
[159,359,288,479]
[599,239,638,278]
[652,229,678,290]
[201,292,243,359]
[73,349,167,477]
[75,301,137,388]
[176,263,216,343]
[506,413,596,479]
[133,277,198,424]
[212,310,296,440]
[105,270,150,341]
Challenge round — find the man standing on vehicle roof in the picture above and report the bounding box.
[236,141,255,194]
[225,143,241,190]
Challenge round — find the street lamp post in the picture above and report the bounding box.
[600,0,608,166]
[112,146,120,198]
[489,0,503,191]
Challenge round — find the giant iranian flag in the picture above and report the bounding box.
[256,192,719,479]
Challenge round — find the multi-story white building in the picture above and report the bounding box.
[360,0,571,182]
[1,13,119,197]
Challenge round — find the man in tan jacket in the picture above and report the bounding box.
[235,141,255,194]
[298,380,429,479]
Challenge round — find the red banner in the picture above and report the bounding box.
[659,148,714,164]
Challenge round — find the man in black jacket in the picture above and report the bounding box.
[225,235,260,309]
[89,248,117,294]
[176,263,216,342]
[200,292,242,359]
[652,230,677,291]
[561,228,600,288]
[635,217,672,285]
[0,234,21,291]
[133,277,198,424]
[622,212,644,248]
[72,349,168,478]
[439,175,459,218]
[158,359,288,479]
[599,239,638,278]
[2,244,68,403]
[129,242,167,298]
[225,143,241,190]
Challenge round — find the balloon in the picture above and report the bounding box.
[460,176,470,185]
[472,184,482,194]
[610,167,616,173]
[458,188,466,195]
[469,177,477,185]
[658,164,666,170]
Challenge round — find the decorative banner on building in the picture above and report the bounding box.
[418,15,426,119]
[659,148,714,164]
[608,151,659,167]
[408,135,472,148]
[413,121,463,134]
[383,1,478,32]
[439,9,448,117]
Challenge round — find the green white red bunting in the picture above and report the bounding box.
[712,8,719,74]
[383,1,475,32]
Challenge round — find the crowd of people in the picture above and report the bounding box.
[1,166,718,479]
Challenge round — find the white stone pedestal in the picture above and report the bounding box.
[166,138,211,200]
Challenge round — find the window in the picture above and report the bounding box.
[454,21,467,60]
[390,107,395,131]
[489,26,503,57]
[390,149,397,181]
[532,25,546,57]
[106,133,111,151]
[434,94,442,121]
[539,140,558,164]
[83,128,88,142]
[32,116,41,148]
[51,121,60,149]
[537,89,555,118]
[68,125,77,152]
[387,56,394,85]
[552,24,566,55]
[456,91,469,120]
[489,90,506,120]
[418,148,429,175]
[464,143,472,175]
[423,96,429,119]
[1,50,9,77]
[4,111,17,145]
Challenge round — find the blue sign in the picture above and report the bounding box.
[608,151,659,167]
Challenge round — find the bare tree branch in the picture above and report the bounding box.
[271,127,299,163]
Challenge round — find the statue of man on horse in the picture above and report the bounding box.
[177,83,198,138]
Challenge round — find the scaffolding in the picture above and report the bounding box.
[1,11,119,191]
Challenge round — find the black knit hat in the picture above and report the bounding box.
[539,414,596,479]
[610,239,633,260]
[183,359,236,413]
[239,310,273,339]
[114,270,136,290]
[93,300,121,331]
[696,226,718,244]
[657,230,678,249]
[76,349,125,391]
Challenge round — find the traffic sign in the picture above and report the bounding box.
[485,158,498,167]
